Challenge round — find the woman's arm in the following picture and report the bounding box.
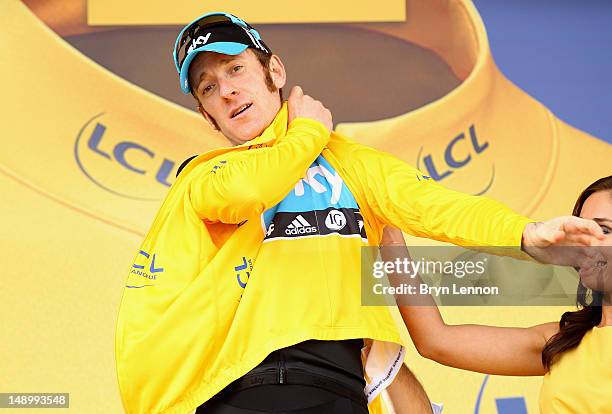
[382,227,559,376]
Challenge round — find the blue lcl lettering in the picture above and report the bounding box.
[86,122,176,187]
[421,124,489,181]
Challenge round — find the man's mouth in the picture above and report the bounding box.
[231,103,252,119]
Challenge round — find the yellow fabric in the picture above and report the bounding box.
[115,103,531,414]
[88,0,405,25]
[4,1,611,413]
[539,327,612,413]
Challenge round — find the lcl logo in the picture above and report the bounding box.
[74,113,178,200]
[417,125,494,196]
[235,256,254,288]
[474,375,528,414]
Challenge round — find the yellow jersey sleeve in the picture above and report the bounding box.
[188,118,330,223]
[346,141,532,247]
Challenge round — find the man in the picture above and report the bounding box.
[115,12,604,414]
[174,13,434,414]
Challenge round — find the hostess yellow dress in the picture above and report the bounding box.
[540,326,612,413]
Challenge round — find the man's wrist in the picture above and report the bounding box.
[521,221,541,252]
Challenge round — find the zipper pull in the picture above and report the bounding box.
[278,349,286,384]
[279,365,285,384]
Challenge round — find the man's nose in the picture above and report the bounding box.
[218,79,239,99]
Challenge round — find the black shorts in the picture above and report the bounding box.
[195,384,369,414]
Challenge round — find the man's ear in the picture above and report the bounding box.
[198,105,220,131]
[268,54,287,90]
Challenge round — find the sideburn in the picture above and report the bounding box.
[263,68,280,97]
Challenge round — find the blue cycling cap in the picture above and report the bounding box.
[173,12,270,94]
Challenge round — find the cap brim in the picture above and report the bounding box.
[179,42,249,94]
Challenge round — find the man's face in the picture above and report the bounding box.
[188,49,286,145]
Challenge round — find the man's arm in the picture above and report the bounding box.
[385,364,433,414]
[189,87,332,223]
[189,118,328,223]
[339,139,604,251]
[338,141,530,247]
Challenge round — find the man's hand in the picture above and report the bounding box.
[523,216,604,247]
[287,86,333,132]
[522,216,606,266]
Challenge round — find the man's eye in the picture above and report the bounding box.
[602,226,611,235]
[202,84,214,94]
[232,65,243,72]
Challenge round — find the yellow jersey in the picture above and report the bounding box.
[116,105,530,413]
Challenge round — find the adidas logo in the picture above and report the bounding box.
[285,215,317,236]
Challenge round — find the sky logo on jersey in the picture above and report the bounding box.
[417,124,494,196]
[261,155,367,241]
[75,113,178,201]
[294,164,343,204]
[261,155,359,231]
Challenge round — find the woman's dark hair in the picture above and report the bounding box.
[541,175,612,369]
